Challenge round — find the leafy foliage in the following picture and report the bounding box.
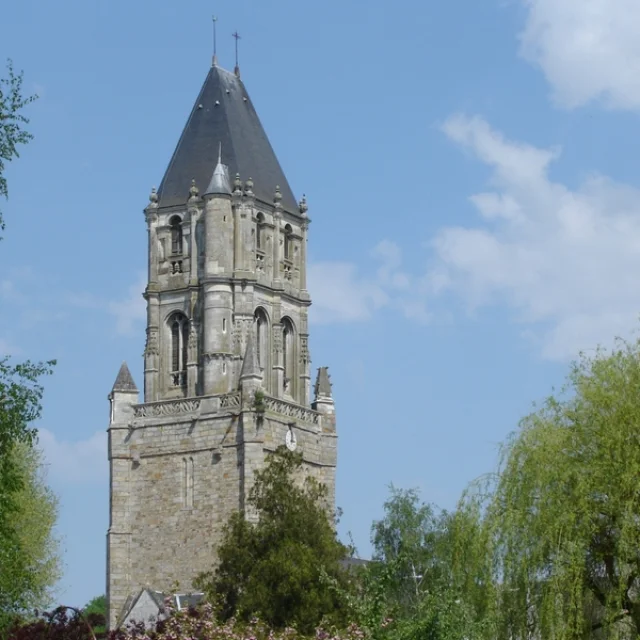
[109,597,367,640]
[0,59,37,236]
[370,487,449,615]
[0,64,57,627]
[83,596,107,637]
[6,605,104,640]
[0,358,56,629]
[0,442,60,630]
[459,337,640,639]
[196,448,352,633]
[353,487,492,640]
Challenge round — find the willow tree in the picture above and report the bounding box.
[465,338,640,639]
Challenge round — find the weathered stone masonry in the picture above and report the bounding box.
[106,60,337,629]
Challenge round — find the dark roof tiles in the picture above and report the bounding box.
[157,65,297,212]
[112,362,138,393]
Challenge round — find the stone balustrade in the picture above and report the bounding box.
[131,391,317,425]
[263,395,320,425]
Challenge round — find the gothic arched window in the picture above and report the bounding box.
[169,313,189,387]
[254,307,269,372]
[170,215,183,255]
[256,213,265,251]
[282,316,295,394]
[283,224,293,260]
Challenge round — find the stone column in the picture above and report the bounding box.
[273,323,284,397]
[143,321,159,402]
[300,220,309,292]
[188,201,200,285]
[145,192,159,287]
[232,175,243,274]
[299,333,311,406]
[187,290,198,397]
[273,211,282,287]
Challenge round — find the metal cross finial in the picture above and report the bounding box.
[232,31,241,76]
[212,15,218,66]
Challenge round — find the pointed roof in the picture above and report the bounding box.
[314,367,333,399]
[157,64,297,212]
[205,143,232,195]
[240,333,262,380]
[112,362,138,393]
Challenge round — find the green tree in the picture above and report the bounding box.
[370,487,448,615]
[0,59,36,236]
[0,60,57,632]
[357,487,492,640]
[196,448,351,633]
[0,443,60,630]
[83,595,107,637]
[462,337,640,639]
[83,595,106,619]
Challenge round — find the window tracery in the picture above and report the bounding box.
[169,313,189,387]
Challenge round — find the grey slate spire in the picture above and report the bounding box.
[205,143,232,195]
[112,362,138,393]
[157,64,297,212]
[240,332,262,381]
[314,367,332,400]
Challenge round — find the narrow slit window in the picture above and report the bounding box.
[284,224,293,260]
[256,213,265,250]
[170,216,183,255]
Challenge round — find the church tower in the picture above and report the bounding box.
[106,59,337,629]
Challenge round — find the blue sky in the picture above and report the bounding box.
[3,0,640,609]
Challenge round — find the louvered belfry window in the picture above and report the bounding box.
[170,314,189,387]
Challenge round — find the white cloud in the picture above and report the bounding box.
[37,428,107,487]
[520,0,640,110]
[308,240,428,325]
[432,113,640,359]
[308,261,388,324]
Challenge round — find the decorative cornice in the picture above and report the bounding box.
[203,352,235,363]
[134,398,201,419]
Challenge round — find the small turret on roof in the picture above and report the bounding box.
[240,332,261,381]
[112,362,138,393]
[314,367,332,400]
[205,143,232,196]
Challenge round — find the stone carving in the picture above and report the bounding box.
[188,325,198,362]
[203,352,231,363]
[190,290,198,317]
[134,398,201,419]
[233,318,254,354]
[264,395,319,425]
[272,326,283,354]
[232,324,242,353]
[220,392,241,409]
[144,331,159,357]
[300,335,309,365]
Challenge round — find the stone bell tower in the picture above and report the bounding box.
[106,58,337,629]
